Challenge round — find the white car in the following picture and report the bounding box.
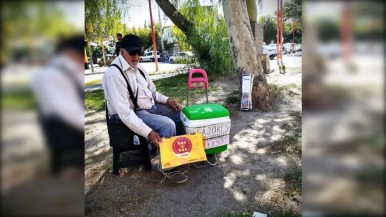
[295,44,302,52]
[140,51,160,62]
[263,45,277,60]
[169,51,194,64]
[283,43,295,54]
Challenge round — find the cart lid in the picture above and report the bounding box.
[182,104,229,120]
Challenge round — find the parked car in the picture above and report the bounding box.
[87,56,98,64]
[295,44,302,52]
[97,54,115,66]
[263,45,277,60]
[283,43,295,54]
[140,51,160,62]
[169,51,194,64]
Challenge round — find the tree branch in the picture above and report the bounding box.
[154,0,194,35]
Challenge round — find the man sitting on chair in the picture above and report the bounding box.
[102,34,187,184]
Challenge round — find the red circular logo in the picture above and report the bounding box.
[172,137,192,154]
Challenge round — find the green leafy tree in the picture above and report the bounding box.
[85,0,125,68]
[316,18,340,42]
[258,15,277,44]
[126,24,154,51]
[124,23,171,52]
[2,1,78,64]
[283,0,301,25]
[156,0,271,110]
[156,0,233,75]
[85,0,123,41]
[282,0,302,43]
[171,26,192,51]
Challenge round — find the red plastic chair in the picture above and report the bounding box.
[187,68,208,105]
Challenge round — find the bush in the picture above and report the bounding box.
[98,58,113,67]
[173,58,194,64]
[91,46,103,58]
[172,2,234,75]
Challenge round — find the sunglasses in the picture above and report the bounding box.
[128,49,142,56]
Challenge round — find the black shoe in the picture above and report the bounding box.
[148,142,158,157]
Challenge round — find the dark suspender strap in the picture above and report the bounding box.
[54,64,84,103]
[105,103,109,122]
[138,68,146,81]
[109,64,139,111]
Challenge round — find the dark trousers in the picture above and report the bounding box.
[39,115,84,175]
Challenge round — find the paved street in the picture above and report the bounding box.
[85,62,187,92]
[1,53,302,92]
[270,52,302,69]
[84,53,302,92]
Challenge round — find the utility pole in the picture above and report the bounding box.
[292,21,295,52]
[341,1,351,61]
[276,0,285,74]
[158,5,164,52]
[85,23,94,73]
[148,0,158,72]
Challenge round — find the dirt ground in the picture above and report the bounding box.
[84,68,302,217]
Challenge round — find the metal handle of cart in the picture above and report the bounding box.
[187,69,209,106]
[187,86,208,106]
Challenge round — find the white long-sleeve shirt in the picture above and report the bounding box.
[32,54,84,131]
[102,55,169,137]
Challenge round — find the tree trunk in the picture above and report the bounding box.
[246,0,257,39]
[86,40,94,73]
[154,0,194,36]
[223,1,271,111]
[100,38,106,67]
[246,0,267,73]
[154,0,212,65]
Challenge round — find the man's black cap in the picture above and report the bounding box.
[56,35,85,55]
[121,34,143,53]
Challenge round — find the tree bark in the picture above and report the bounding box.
[154,0,212,64]
[223,0,271,111]
[154,0,194,36]
[246,0,257,39]
[100,38,106,67]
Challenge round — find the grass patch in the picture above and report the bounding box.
[2,90,37,110]
[279,127,302,157]
[268,110,302,157]
[84,74,218,111]
[225,90,239,105]
[289,110,302,124]
[269,132,302,157]
[269,83,300,110]
[284,166,302,188]
[148,70,179,76]
[268,84,287,109]
[154,74,189,105]
[84,72,226,111]
[223,90,240,115]
[85,89,105,111]
[155,73,220,106]
[286,83,300,89]
[85,79,102,85]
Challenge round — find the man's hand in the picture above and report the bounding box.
[148,130,162,147]
[166,98,183,111]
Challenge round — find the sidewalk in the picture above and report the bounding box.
[85,72,188,92]
[85,62,188,92]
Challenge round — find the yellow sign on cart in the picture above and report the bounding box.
[160,133,207,169]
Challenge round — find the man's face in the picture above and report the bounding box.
[117,35,122,41]
[122,49,141,68]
